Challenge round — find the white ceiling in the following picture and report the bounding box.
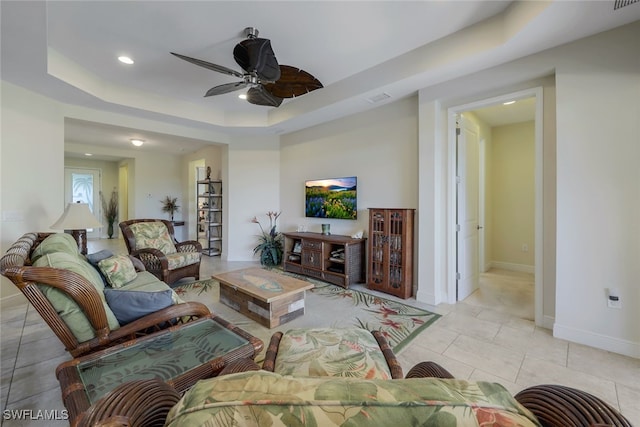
[2,1,639,157]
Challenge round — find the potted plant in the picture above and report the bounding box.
[252,211,283,267]
[161,196,180,221]
[100,190,118,238]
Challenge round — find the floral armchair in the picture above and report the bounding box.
[119,219,202,285]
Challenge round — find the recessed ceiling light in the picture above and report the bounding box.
[84,153,93,156]
[118,56,134,65]
[130,139,144,147]
[238,93,247,100]
[503,100,516,105]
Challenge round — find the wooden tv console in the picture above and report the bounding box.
[282,232,366,289]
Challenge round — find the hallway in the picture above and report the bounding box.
[463,268,535,321]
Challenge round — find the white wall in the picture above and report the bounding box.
[553,23,640,357]
[490,121,535,270]
[225,135,280,261]
[280,96,419,240]
[1,82,65,300]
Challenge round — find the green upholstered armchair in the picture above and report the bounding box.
[119,219,202,285]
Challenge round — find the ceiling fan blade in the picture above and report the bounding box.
[205,81,249,97]
[171,52,244,78]
[263,65,323,98]
[233,38,281,82]
[246,86,283,107]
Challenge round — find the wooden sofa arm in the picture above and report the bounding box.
[131,248,168,266]
[217,358,262,376]
[371,330,403,379]
[73,379,180,427]
[175,240,202,253]
[514,384,632,427]
[261,331,283,372]
[106,301,211,336]
[405,361,455,379]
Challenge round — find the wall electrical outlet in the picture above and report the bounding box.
[607,288,621,309]
[608,299,622,309]
[521,244,528,252]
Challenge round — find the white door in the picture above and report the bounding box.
[64,168,102,239]
[456,116,480,300]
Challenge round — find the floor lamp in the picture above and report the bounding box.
[51,202,102,255]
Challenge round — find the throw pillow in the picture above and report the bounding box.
[86,249,114,266]
[86,249,114,285]
[98,255,137,288]
[103,289,174,325]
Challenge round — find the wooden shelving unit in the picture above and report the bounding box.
[197,179,222,256]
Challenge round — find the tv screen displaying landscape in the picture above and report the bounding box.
[305,176,357,219]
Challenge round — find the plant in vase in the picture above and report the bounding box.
[252,211,283,267]
[100,190,118,238]
[161,196,180,221]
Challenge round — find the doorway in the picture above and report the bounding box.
[64,167,102,239]
[448,87,543,325]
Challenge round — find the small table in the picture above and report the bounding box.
[214,268,314,328]
[56,316,262,424]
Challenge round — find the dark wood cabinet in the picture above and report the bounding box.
[367,208,415,299]
[282,232,366,289]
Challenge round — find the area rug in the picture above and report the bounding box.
[174,273,440,361]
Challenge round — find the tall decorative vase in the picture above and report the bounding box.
[107,222,114,239]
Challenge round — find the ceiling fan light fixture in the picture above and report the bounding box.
[130,139,144,147]
[171,27,321,108]
[118,56,134,65]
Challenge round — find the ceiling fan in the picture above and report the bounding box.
[171,27,323,107]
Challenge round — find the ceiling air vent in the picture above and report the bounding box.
[366,93,391,104]
[614,0,639,10]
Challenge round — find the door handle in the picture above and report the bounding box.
[477,225,484,230]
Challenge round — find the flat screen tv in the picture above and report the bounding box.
[305,176,357,219]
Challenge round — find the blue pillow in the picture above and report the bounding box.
[103,288,173,325]
[86,250,114,286]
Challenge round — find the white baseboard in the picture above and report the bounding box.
[541,314,555,330]
[554,322,640,359]
[489,261,535,274]
[415,288,437,305]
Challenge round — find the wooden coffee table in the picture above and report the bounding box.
[214,267,314,328]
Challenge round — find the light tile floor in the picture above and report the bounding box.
[1,239,638,426]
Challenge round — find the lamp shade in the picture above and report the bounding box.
[51,203,102,230]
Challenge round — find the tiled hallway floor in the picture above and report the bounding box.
[2,239,638,426]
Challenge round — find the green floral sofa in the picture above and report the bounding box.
[0,232,211,357]
[165,370,540,426]
[74,359,632,427]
